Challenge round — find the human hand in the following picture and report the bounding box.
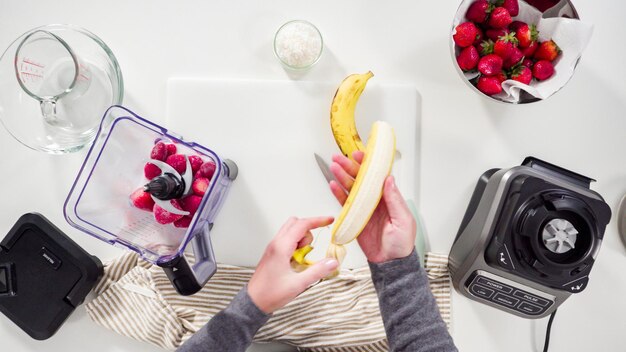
[247,216,339,314]
[329,151,416,263]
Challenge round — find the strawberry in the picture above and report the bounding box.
[154,200,184,224]
[173,216,193,228]
[522,41,538,57]
[494,72,508,83]
[453,22,479,48]
[532,60,555,80]
[192,177,210,196]
[500,0,519,17]
[511,65,532,84]
[144,162,161,179]
[514,24,538,48]
[522,58,534,68]
[466,0,492,23]
[180,195,203,216]
[457,46,480,71]
[166,143,177,157]
[130,188,155,212]
[509,21,525,31]
[480,39,494,56]
[534,40,560,62]
[503,47,524,69]
[473,27,484,46]
[494,32,518,60]
[478,54,503,75]
[199,161,216,179]
[525,0,558,12]
[150,142,168,161]
[477,75,503,95]
[166,154,187,175]
[189,155,204,174]
[488,7,512,29]
[486,28,509,41]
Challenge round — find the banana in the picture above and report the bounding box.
[327,121,395,271]
[292,121,396,276]
[330,71,374,160]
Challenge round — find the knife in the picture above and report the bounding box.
[314,153,336,184]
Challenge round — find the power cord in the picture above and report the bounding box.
[543,309,557,352]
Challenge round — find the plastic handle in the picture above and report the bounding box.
[161,223,217,296]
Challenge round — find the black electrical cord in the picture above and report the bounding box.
[543,309,557,352]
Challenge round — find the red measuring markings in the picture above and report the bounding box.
[22,58,45,68]
[19,57,45,83]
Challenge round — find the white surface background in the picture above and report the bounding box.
[0,0,625,351]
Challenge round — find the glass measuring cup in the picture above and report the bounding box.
[0,25,123,154]
[15,29,92,126]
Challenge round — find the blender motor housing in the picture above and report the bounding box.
[449,157,611,318]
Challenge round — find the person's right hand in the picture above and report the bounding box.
[329,151,416,263]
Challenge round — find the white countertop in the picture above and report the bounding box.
[1,0,625,351]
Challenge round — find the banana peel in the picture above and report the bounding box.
[330,71,373,160]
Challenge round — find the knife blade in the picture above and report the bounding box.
[314,153,336,184]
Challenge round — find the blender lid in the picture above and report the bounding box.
[0,213,102,340]
[64,106,224,264]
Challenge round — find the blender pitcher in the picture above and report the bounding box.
[64,106,238,295]
[0,25,123,154]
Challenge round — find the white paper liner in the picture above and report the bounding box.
[452,0,594,103]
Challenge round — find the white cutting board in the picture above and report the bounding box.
[166,78,420,268]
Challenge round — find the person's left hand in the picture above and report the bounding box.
[247,216,340,314]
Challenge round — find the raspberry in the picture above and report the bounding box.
[144,162,161,179]
[199,161,216,179]
[166,143,177,156]
[173,216,193,228]
[189,155,204,174]
[180,195,203,216]
[165,154,187,175]
[192,178,210,196]
[153,200,184,224]
[150,142,168,161]
[130,188,155,211]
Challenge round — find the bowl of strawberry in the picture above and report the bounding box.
[452,0,583,103]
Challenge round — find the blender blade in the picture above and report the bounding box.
[542,218,578,254]
[144,158,193,216]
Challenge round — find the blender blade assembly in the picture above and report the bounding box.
[143,158,193,216]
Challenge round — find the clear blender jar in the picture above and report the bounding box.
[64,106,237,295]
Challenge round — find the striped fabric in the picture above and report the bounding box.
[86,252,451,351]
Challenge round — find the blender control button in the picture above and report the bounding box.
[563,276,589,293]
[493,293,520,308]
[518,302,543,315]
[476,276,514,294]
[496,244,515,270]
[513,290,550,307]
[470,284,495,299]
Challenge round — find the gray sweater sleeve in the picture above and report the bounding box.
[176,286,270,352]
[369,249,458,352]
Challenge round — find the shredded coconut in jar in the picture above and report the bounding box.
[274,21,323,69]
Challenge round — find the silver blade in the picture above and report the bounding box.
[314,153,336,184]
[181,156,193,196]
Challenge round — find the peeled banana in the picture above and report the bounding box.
[330,71,374,161]
[292,121,396,276]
